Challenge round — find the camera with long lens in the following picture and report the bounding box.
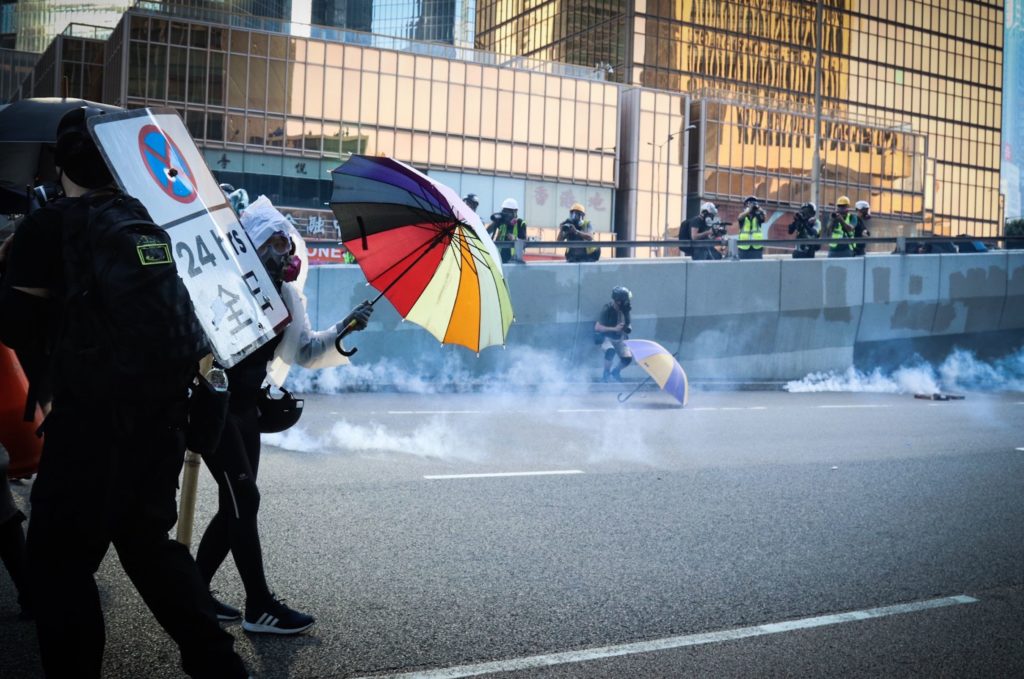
[710,220,729,237]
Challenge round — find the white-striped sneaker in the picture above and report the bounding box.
[241,596,314,635]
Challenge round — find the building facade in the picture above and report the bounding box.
[68,4,617,245]
[478,0,1004,241]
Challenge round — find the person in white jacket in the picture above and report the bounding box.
[196,196,372,635]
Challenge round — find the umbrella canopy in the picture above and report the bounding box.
[330,155,514,353]
[0,98,123,213]
[623,339,689,406]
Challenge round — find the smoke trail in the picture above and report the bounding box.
[285,346,587,395]
[261,418,485,461]
[785,347,1024,393]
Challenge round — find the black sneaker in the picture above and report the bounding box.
[210,591,241,622]
[242,596,314,635]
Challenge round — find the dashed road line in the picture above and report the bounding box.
[355,594,978,679]
[817,404,890,409]
[424,470,585,480]
[388,410,485,415]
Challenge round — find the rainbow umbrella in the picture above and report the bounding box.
[620,340,689,406]
[330,155,514,353]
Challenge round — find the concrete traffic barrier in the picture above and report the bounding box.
[776,258,864,376]
[679,259,782,380]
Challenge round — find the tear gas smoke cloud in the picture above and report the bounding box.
[262,418,484,460]
[785,347,1024,394]
[284,346,585,395]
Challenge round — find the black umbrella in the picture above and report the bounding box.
[0,98,123,214]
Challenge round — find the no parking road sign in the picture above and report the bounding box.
[90,108,288,367]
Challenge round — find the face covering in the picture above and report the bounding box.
[261,250,301,283]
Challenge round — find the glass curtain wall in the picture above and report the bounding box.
[119,11,618,229]
[479,1,1004,239]
[634,0,1003,237]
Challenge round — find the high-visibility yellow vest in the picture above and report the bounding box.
[738,216,764,250]
[829,213,856,249]
[496,218,526,240]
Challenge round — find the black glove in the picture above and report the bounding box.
[339,301,373,334]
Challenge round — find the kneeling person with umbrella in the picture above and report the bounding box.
[595,286,634,382]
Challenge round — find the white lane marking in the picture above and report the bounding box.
[1016,447,1024,452]
[356,595,978,679]
[557,409,611,413]
[424,470,584,480]
[817,404,890,409]
[388,410,484,415]
[691,407,765,412]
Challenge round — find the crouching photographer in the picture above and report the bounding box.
[558,202,600,263]
[680,202,725,260]
[594,286,634,382]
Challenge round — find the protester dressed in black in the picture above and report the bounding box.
[195,195,372,635]
[0,108,247,679]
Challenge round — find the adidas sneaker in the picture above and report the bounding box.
[242,596,314,635]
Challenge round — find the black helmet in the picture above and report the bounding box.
[799,202,816,217]
[256,386,304,433]
[463,193,479,209]
[54,106,113,189]
[744,195,759,206]
[611,286,632,303]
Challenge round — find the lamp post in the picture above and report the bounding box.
[648,125,697,257]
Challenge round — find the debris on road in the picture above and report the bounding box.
[913,393,966,401]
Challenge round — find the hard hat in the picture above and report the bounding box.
[501,198,519,211]
[744,195,759,206]
[855,200,870,211]
[570,202,585,214]
[256,386,304,433]
[700,201,718,217]
[836,196,851,207]
[611,286,632,303]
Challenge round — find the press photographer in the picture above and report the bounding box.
[737,195,766,259]
[679,201,725,261]
[486,198,528,263]
[788,202,821,259]
[827,196,856,258]
[557,202,600,262]
[853,200,871,256]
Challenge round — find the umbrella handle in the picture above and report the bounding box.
[334,320,359,357]
[617,376,652,403]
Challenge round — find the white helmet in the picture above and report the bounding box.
[699,202,718,218]
[501,198,519,211]
[855,200,870,211]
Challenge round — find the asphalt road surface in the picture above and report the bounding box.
[3,387,1023,678]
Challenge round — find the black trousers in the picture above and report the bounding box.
[26,400,245,679]
[196,399,273,607]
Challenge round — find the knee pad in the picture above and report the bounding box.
[620,356,633,368]
[604,348,616,361]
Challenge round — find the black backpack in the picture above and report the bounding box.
[52,191,209,400]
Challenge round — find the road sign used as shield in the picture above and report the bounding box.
[89,108,289,367]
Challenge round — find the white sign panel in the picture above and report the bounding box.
[90,108,289,367]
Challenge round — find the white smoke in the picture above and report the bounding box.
[785,347,1024,394]
[284,346,587,395]
[261,418,485,461]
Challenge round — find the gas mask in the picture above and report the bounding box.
[570,210,584,225]
[260,233,301,283]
